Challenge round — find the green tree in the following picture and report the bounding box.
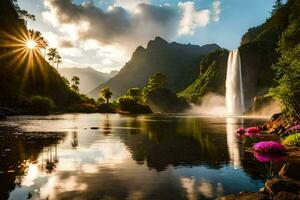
[100,87,113,104]
[55,54,62,71]
[269,18,300,121]
[147,72,168,90]
[47,48,59,67]
[142,72,168,102]
[97,96,106,105]
[271,0,283,15]
[127,88,142,103]
[71,84,79,93]
[71,76,80,93]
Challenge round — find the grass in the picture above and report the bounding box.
[283,133,300,147]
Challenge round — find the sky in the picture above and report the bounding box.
[19,0,277,73]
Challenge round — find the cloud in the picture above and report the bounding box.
[113,0,149,11]
[212,0,221,22]
[60,39,74,48]
[178,1,210,35]
[43,0,178,52]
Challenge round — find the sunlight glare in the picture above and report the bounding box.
[25,40,37,49]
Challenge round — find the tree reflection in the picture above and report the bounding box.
[71,131,78,148]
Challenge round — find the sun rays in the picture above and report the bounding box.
[25,40,37,49]
[0,27,49,90]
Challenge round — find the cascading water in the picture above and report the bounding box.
[225,49,245,116]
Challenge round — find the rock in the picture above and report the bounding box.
[271,113,282,121]
[90,127,99,130]
[265,178,300,197]
[217,192,267,200]
[279,162,300,181]
[274,191,300,200]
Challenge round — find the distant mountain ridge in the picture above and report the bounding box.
[59,67,118,94]
[89,37,221,98]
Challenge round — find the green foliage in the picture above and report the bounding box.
[269,17,300,120]
[142,72,168,102]
[272,0,283,15]
[179,63,216,103]
[71,76,80,93]
[30,96,55,115]
[118,96,151,113]
[283,133,300,146]
[100,87,113,104]
[127,88,142,103]
[97,96,106,105]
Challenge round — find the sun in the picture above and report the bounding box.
[25,40,37,49]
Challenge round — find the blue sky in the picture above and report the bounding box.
[19,0,277,72]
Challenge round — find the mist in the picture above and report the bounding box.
[187,92,226,116]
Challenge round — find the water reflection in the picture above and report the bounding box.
[226,118,244,168]
[0,114,270,200]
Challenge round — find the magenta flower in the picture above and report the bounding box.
[236,127,246,137]
[252,141,286,154]
[246,127,260,134]
[254,151,286,163]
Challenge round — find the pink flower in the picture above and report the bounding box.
[252,141,286,154]
[254,151,286,163]
[236,127,246,134]
[246,127,260,134]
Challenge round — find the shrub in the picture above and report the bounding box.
[97,103,115,113]
[283,133,300,147]
[118,96,151,114]
[30,96,55,115]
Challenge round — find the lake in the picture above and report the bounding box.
[0,114,279,200]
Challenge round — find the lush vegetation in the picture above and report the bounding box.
[178,49,228,103]
[269,2,300,120]
[142,73,189,113]
[29,96,55,115]
[283,133,300,146]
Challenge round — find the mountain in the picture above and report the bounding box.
[59,67,118,94]
[0,0,80,107]
[89,37,221,98]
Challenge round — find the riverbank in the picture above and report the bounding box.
[218,114,300,200]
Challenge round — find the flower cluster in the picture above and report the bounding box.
[252,141,286,154]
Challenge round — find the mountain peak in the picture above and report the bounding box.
[147,36,169,49]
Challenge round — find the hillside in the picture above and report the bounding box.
[59,67,117,94]
[89,37,221,98]
[0,0,80,107]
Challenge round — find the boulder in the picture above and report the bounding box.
[274,191,300,200]
[265,178,300,197]
[217,192,267,200]
[279,162,300,181]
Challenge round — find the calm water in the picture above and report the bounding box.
[0,114,276,200]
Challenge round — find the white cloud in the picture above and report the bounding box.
[178,1,210,35]
[212,0,221,22]
[113,0,149,11]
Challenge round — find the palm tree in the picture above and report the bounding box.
[55,54,62,71]
[71,76,80,93]
[100,87,113,104]
[28,30,48,57]
[47,48,58,67]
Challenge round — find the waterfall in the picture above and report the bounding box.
[225,49,245,116]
